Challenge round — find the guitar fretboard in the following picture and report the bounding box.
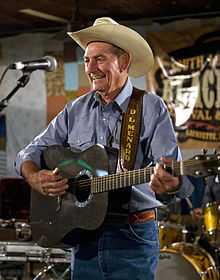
[91,162,182,193]
[74,155,220,194]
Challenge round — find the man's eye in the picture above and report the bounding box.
[97,56,105,62]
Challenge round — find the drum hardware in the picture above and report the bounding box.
[14,222,32,242]
[0,241,71,263]
[0,262,25,280]
[27,247,71,264]
[181,228,189,242]
[198,234,220,272]
[32,263,71,280]
[0,218,16,227]
[0,241,71,280]
[0,219,31,242]
[0,243,7,256]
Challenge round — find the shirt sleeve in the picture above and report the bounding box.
[143,94,194,198]
[14,105,69,175]
[202,176,216,207]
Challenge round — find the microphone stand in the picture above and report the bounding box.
[0,71,32,112]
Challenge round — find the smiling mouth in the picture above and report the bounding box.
[90,74,105,81]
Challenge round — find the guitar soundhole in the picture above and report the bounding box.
[68,175,91,203]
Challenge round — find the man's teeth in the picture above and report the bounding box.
[91,75,104,80]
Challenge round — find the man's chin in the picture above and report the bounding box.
[92,81,106,92]
[94,88,106,95]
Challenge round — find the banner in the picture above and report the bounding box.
[152,36,220,149]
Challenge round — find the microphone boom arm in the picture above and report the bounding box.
[0,71,31,112]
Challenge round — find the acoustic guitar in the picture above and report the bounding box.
[30,144,220,248]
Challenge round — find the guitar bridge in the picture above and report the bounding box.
[56,196,62,212]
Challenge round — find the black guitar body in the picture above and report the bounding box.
[31,144,116,248]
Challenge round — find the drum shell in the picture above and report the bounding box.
[203,202,220,245]
[204,202,219,234]
[158,221,187,248]
[156,242,219,280]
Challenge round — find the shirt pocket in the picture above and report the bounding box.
[68,131,94,151]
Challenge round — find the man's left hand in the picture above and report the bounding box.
[149,157,180,194]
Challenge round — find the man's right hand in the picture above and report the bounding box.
[21,161,68,196]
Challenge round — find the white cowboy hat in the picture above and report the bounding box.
[67,17,154,77]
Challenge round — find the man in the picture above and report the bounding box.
[195,176,220,269]
[201,175,220,238]
[202,176,220,206]
[15,17,193,280]
[188,176,220,222]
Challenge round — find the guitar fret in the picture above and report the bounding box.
[179,161,183,176]
[103,176,107,192]
[102,180,104,192]
[128,172,130,186]
[112,175,115,190]
[115,174,119,189]
[119,173,122,189]
[117,174,121,189]
[99,178,102,193]
[112,177,115,190]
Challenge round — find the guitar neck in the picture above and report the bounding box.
[91,161,182,194]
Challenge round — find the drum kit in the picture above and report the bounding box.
[0,219,71,280]
[1,177,220,279]
[156,201,220,280]
[0,178,71,280]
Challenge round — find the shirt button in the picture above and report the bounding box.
[100,136,104,140]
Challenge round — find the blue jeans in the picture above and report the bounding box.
[71,220,160,280]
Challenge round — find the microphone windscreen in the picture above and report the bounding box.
[44,56,58,72]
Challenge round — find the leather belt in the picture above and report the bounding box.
[128,209,156,224]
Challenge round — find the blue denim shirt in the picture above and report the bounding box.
[15,78,193,212]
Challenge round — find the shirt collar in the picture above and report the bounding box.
[92,78,133,112]
[114,78,133,112]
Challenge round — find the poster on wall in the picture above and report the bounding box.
[153,36,220,150]
[46,52,89,123]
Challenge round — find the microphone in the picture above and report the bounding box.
[9,56,57,72]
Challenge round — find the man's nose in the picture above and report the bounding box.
[86,60,97,72]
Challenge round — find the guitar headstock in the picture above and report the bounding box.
[183,153,220,177]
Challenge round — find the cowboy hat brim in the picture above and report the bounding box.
[67,23,154,77]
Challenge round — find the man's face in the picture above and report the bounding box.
[84,42,129,101]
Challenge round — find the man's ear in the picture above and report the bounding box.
[119,53,131,73]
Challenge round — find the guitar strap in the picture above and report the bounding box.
[119,87,145,170]
[106,87,145,220]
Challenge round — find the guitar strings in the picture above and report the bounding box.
[73,160,214,194]
[71,158,217,193]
